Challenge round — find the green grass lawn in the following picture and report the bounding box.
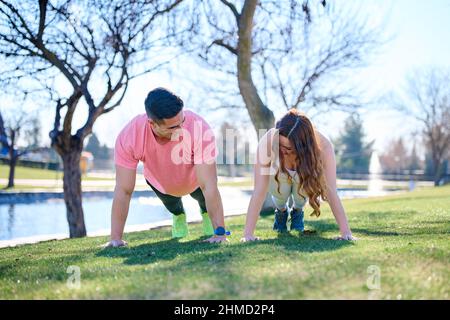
[0,164,62,180]
[0,185,116,192]
[0,165,114,181]
[0,185,449,299]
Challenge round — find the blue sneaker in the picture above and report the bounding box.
[290,208,305,232]
[273,208,288,233]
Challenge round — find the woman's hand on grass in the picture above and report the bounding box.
[240,234,260,242]
[334,233,357,241]
[102,239,128,248]
[203,235,229,243]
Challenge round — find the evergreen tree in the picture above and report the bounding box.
[85,133,101,156]
[408,143,422,173]
[424,153,434,177]
[84,133,112,160]
[25,117,41,149]
[334,113,374,174]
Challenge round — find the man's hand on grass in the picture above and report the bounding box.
[203,235,229,243]
[102,239,128,248]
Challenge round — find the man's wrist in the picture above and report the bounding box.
[214,226,230,236]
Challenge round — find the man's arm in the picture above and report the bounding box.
[105,165,136,247]
[195,161,228,243]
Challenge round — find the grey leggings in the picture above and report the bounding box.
[269,171,307,210]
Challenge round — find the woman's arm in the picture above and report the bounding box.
[241,130,273,242]
[318,132,356,240]
[242,161,270,241]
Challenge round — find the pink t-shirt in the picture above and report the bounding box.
[114,110,217,196]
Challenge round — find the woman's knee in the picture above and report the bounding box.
[270,194,289,210]
[291,192,307,209]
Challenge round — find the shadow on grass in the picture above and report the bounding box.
[97,209,414,266]
[306,217,404,237]
[96,229,354,266]
[96,237,227,265]
[238,232,355,254]
[115,206,447,266]
[0,253,90,279]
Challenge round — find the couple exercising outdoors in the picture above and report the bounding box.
[105,87,355,248]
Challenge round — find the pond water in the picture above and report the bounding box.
[0,188,252,242]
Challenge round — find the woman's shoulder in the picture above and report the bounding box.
[315,129,334,153]
[256,128,278,167]
[258,128,277,147]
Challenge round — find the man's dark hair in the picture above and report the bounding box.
[144,87,184,123]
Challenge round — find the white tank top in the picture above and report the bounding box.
[286,168,297,177]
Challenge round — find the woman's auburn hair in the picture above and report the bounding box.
[274,108,328,217]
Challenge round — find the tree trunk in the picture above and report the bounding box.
[61,147,86,238]
[7,156,17,189]
[6,130,16,189]
[237,0,275,133]
[433,160,443,186]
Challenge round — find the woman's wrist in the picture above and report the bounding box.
[243,228,255,237]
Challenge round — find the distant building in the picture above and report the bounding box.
[80,151,94,174]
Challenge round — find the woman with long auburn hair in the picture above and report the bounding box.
[241,109,356,241]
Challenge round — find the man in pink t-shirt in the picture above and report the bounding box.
[105,88,228,247]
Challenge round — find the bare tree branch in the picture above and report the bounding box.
[0,0,185,237]
[174,0,383,132]
[220,0,240,22]
[211,39,237,55]
[398,68,450,185]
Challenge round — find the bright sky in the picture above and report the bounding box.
[354,0,450,154]
[20,0,450,157]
